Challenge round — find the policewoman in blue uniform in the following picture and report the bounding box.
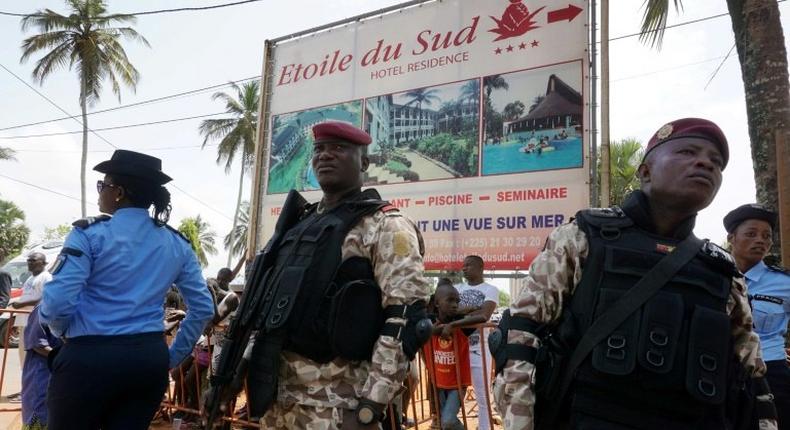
[41,150,214,430]
[725,204,790,429]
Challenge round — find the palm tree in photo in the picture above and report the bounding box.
[503,101,526,121]
[483,75,509,101]
[20,0,149,217]
[404,87,440,126]
[460,79,480,109]
[640,0,790,257]
[199,80,259,266]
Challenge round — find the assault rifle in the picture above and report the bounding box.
[204,190,307,428]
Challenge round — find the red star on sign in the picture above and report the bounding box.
[506,45,514,52]
[494,47,502,54]
[519,42,527,49]
[531,40,540,47]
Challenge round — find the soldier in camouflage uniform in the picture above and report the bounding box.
[250,121,431,429]
[491,118,778,430]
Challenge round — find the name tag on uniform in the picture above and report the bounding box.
[752,294,783,305]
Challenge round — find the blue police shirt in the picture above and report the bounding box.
[40,208,214,368]
[745,260,790,362]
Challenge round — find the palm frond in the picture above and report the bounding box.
[639,0,683,49]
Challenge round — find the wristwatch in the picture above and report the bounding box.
[356,399,384,425]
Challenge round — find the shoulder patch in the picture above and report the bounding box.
[380,204,399,213]
[165,224,190,243]
[71,215,111,229]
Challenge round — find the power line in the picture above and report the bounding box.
[0,112,227,139]
[170,183,234,222]
[0,75,259,132]
[610,55,729,83]
[0,62,117,149]
[9,143,218,154]
[0,0,265,18]
[0,172,93,205]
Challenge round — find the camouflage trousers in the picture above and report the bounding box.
[260,402,383,430]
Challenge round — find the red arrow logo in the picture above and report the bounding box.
[547,4,583,23]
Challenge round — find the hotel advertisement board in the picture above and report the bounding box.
[259,0,589,270]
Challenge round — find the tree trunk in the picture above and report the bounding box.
[227,161,245,267]
[80,80,88,218]
[727,0,790,259]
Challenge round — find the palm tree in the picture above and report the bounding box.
[20,0,149,217]
[0,199,30,263]
[503,101,526,121]
[483,75,509,101]
[640,0,790,258]
[178,215,217,268]
[460,79,480,108]
[403,87,441,125]
[597,138,644,207]
[199,81,258,266]
[223,201,249,259]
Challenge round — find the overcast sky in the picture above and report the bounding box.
[1,0,788,280]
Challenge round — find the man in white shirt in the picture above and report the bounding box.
[11,252,52,365]
[455,255,499,430]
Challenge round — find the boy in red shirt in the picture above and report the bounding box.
[424,281,486,430]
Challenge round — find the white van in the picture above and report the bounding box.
[0,240,64,347]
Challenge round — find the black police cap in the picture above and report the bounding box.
[723,204,777,233]
[93,150,172,185]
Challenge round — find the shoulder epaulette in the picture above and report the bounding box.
[71,215,111,229]
[767,264,790,275]
[165,224,190,243]
[700,240,740,276]
[584,206,625,218]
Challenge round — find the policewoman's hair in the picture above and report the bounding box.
[110,174,172,226]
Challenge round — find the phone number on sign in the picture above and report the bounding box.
[426,236,545,249]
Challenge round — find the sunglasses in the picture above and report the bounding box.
[96,180,119,193]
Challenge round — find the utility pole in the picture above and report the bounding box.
[600,0,611,207]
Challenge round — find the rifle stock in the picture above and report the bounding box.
[204,190,307,428]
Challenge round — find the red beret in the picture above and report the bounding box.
[643,118,729,169]
[312,121,371,146]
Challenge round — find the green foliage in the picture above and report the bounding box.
[199,81,259,174]
[0,199,30,263]
[178,215,217,267]
[42,224,72,241]
[503,101,525,121]
[597,138,645,207]
[498,289,511,307]
[20,0,149,216]
[386,160,409,174]
[639,0,683,49]
[224,201,249,258]
[415,133,477,176]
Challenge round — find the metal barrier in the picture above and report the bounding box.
[156,322,500,429]
[0,313,500,429]
[0,308,31,415]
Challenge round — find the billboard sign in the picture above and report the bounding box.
[259,0,590,270]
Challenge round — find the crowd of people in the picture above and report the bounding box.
[0,116,786,430]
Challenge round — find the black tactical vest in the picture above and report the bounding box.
[561,208,738,429]
[260,189,389,363]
